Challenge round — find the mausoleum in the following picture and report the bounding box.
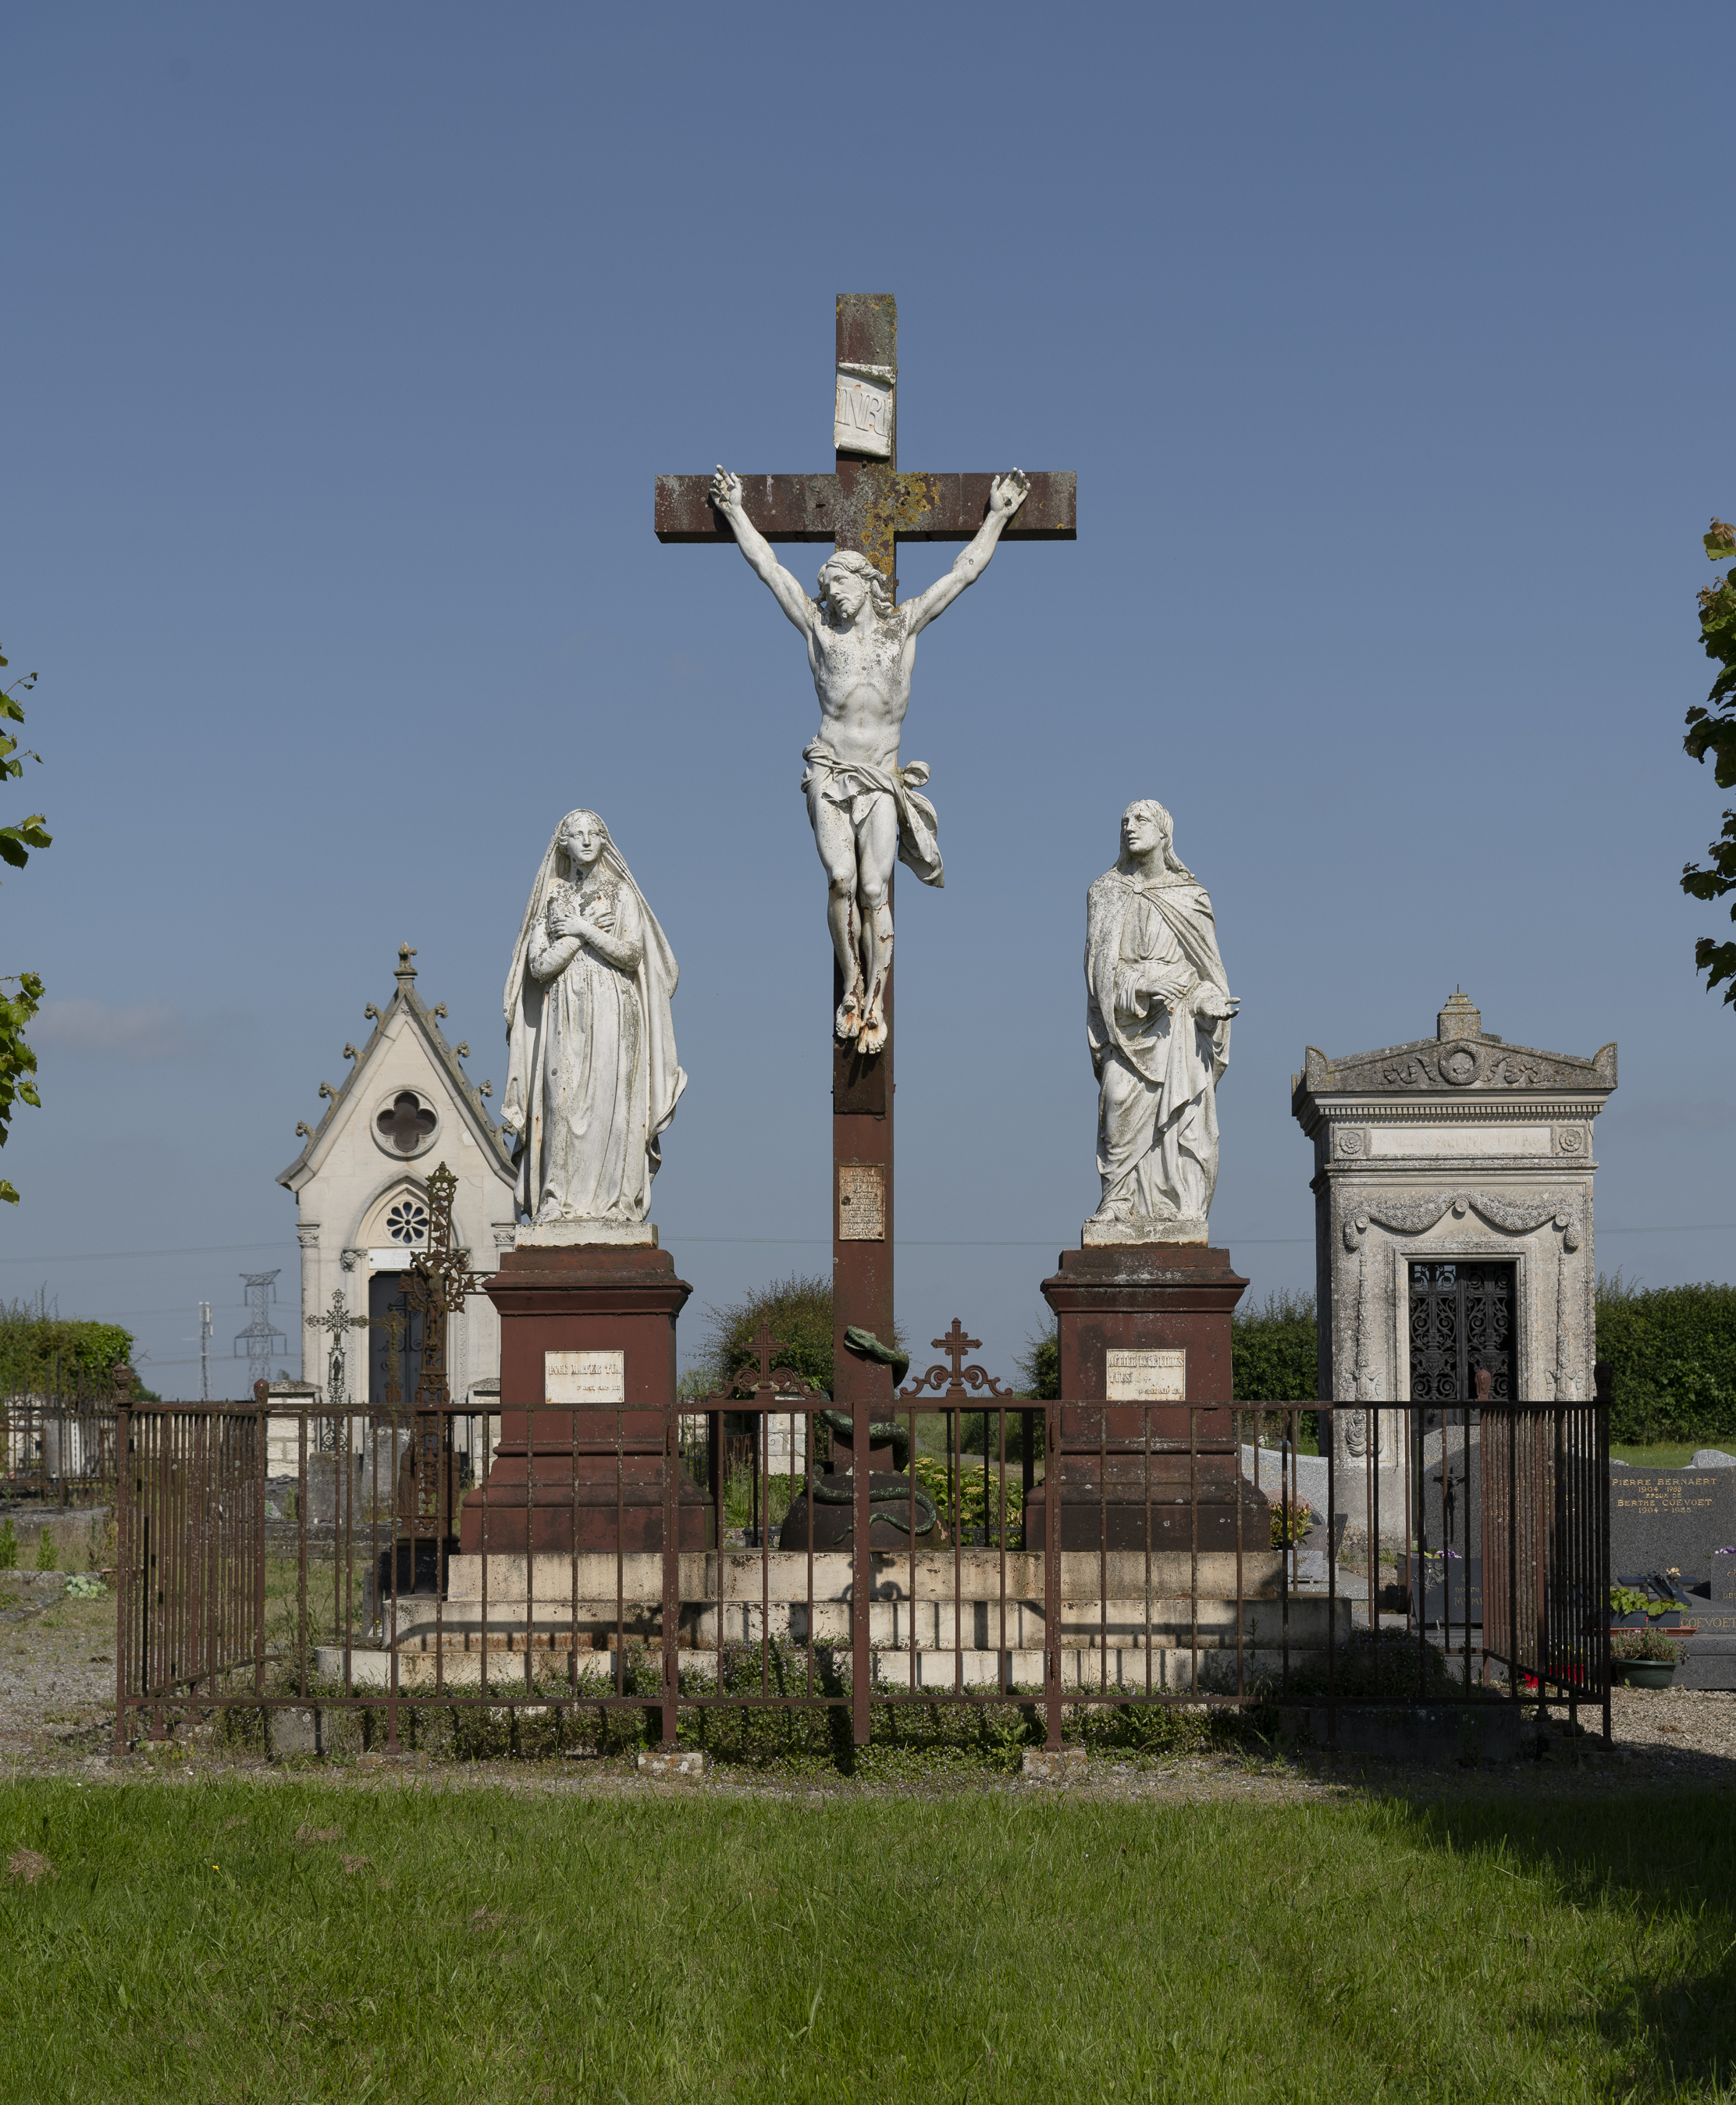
[277,944,516,1421]
[1293,993,1616,1453]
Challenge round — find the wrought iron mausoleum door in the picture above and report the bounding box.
[1408,1261,1514,1403]
[368,1275,425,1413]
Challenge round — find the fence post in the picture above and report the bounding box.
[112,1403,130,1752]
[661,1398,680,1748]
[1044,1399,1062,1751]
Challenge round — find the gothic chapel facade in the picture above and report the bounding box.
[278,944,515,1421]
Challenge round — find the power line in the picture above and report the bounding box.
[0,1239,292,1265]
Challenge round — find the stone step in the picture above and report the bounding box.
[311,1641,1335,1694]
[439,1546,1286,1608]
[382,1595,1347,1650]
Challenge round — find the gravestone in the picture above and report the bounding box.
[1609,1465,1736,1691]
[1609,1467,1736,1589]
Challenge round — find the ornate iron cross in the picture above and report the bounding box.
[306,1288,369,1413]
[901,1316,1008,1399]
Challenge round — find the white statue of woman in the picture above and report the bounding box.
[1084,800,1239,1242]
[501,809,685,1228]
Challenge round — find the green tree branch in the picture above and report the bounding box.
[0,645,48,1203]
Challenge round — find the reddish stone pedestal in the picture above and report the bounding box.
[1026,1243,1268,1552]
[459,1241,709,1556]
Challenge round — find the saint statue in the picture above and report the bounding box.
[708,465,1030,1054]
[1084,801,1239,1241]
[502,809,685,1228]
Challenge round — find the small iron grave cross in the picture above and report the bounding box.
[306,1289,368,1410]
[655,294,1076,588]
[934,1320,982,1384]
[404,1162,490,1410]
[722,1317,806,1401]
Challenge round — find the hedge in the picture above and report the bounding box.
[1595,1275,1736,1445]
[0,1302,137,1396]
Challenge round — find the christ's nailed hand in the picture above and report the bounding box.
[710,466,743,512]
[988,469,1029,517]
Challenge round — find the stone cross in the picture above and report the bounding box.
[653,296,1077,1460]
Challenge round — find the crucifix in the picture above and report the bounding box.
[656,295,1077,1457]
[306,1287,368,1452]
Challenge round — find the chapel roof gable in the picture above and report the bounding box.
[276,943,512,1193]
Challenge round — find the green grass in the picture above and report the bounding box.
[1,1781,1733,2101]
[1612,1438,1736,1469]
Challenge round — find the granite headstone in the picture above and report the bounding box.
[1609,1467,1736,1588]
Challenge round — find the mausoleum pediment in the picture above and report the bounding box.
[1294,991,1616,1105]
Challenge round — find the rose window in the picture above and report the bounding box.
[386,1198,429,1246]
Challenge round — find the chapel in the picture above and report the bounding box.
[277,944,515,1421]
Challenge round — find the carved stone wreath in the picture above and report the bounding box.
[1336,1128,1367,1158]
[1343,1189,1579,1251]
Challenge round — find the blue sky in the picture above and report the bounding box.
[3,3,1734,1390]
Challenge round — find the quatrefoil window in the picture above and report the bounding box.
[376,1090,437,1155]
[386,1198,429,1246]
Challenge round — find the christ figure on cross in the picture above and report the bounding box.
[708,464,1030,1055]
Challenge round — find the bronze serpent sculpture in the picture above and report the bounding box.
[802,1328,939,1537]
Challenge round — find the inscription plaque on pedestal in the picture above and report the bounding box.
[838,1165,885,1241]
[544,1348,626,1406]
[1105,1346,1187,1402]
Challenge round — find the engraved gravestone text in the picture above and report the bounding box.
[838,1165,886,1242]
[545,1348,626,1405]
[1105,1347,1187,1402]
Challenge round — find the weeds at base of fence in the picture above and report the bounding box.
[158,1641,1286,1777]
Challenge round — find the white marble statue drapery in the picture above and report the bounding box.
[501,810,685,1227]
[1084,801,1238,1241]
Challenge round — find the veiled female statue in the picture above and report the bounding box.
[502,809,685,1228]
[1084,799,1239,1240]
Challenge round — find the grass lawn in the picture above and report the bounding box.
[1612,1439,1736,1470]
[0,1781,1732,2102]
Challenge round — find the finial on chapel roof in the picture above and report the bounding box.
[1437,988,1481,1041]
[396,943,418,985]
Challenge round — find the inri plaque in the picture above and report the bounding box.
[545,1349,626,1406]
[1105,1347,1186,1402]
[838,1164,886,1242]
[833,362,895,458]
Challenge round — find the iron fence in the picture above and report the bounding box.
[112,1396,1610,1754]
[0,1390,120,1504]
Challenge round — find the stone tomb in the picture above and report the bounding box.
[1610,1463,1736,1690]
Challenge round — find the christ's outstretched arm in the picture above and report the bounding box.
[709,468,813,632]
[902,470,1030,635]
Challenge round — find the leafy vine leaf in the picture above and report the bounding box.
[0,647,47,1202]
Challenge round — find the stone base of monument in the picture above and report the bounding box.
[1031,1242,1268,1552]
[777,1469,948,1550]
[311,1547,1350,1693]
[459,1239,708,1556]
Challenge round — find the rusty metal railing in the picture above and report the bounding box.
[112,1392,1610,1755]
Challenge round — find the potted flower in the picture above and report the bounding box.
[1610,1627,1682,1688]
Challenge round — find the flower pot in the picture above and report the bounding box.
[1613,1660,1677,1689]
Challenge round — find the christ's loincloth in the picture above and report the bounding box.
[799,738,944,887]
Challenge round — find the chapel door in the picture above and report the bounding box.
[1407,1261,1515,1403]
[368,1271,425,1415]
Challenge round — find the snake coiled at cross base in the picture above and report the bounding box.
[799,1328,939,1536]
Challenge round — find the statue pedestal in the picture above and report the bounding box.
[1026,1244,1268,1552]
[458,1241,709,1555]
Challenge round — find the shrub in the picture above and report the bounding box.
[1596,1273,1736,1443]
[1611,1627,1682,1663]
[1270,1495,1314,1549]
[1232,1290,1319,1404]
[0,1296,134,1396]
[688,1273,904,1401]
[0,1520,15,1570]
[34,1529,56,1572]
